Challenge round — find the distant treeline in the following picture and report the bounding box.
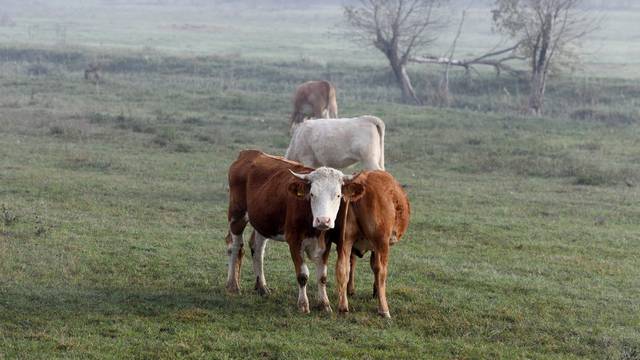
[2,0,637,10]
[137,0,639,10]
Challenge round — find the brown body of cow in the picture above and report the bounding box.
[328,170,410,318]
[225,150,361,313]
[290,80,338,127]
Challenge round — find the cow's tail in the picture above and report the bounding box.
[328,83,338,118]
[366,116,385,170]
[290,106,303,128]
[290,86,305,128]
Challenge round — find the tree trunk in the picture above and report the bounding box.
[528,68,546,115]
[389,58,422,105]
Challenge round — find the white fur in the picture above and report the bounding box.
[298,263,310,313]
[292,167,347,230]
[286,116,385,171]
[301,237,324,260]
[315,256,330,311]
[226,232,243,287]
[252,232,269,291]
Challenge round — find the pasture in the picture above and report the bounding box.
[1,1,640,359]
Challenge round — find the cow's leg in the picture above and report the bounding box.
[372,244,391,318]
[314,240,332,312]
[313,101,327,119]
[251,231,270,296]
[226,213,247,293]
[289,239,310,314]
[370,251,378,297]
[328,100,338,118]
[336,229,355,314]
[362,156,383,171]
[225,232,245,293]
[362,144,383,171]
[347,253,357,296]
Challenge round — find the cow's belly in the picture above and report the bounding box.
[270,234,285,242]
[353,237,374,256]
[316,153,359,169]
[248,213,283,240]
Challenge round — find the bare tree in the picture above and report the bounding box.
[492,0,598,115]
[436,9,466,106]
[343,0,446,105]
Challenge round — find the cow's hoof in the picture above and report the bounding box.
[338,307,349,315]
[255,286,271,297]
[316,302,333,313]
[378,311,391,318]
[298,301,310,314]
[347,288,356,297]
[225,283,240,294]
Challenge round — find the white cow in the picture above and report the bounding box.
[285,116,385,170]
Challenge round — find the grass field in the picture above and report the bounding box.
[1,1,640,359]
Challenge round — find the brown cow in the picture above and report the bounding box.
[328,170,411,318]
[225,150,362,313]
[290,80,338,127]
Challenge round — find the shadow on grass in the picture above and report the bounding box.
[0,283,301,326]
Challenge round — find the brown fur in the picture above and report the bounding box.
[225,150,358,312]
[290,80,338,127]
[328,171,411,317]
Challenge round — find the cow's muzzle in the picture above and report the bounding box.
[314,217,332,230]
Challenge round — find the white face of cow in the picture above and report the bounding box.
[290,167,354,230]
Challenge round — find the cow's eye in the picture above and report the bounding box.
[336,194,341,198]
[310,193,315,198]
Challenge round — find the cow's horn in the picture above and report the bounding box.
[289,169,309,180]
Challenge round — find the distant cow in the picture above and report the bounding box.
[290,80,338,127]
[328,170,410,318]
[285,116,385,171]
[84,63,101,83]
[225,150,362,313]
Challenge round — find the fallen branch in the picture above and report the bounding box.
[410,42,527,77]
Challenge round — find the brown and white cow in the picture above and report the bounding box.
[225,150,362,313]
[290,80,338,127]
[328,170,410,318]
[284,115,386,300]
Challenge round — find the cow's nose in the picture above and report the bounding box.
[315,217,331,230]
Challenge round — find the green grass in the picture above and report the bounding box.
[1,1,640,359]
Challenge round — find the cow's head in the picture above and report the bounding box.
[288,167,364,230]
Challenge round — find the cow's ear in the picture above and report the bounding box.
[342,182,365,202]
[288,181,310,200]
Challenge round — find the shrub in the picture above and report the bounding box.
[183,117,206,126]
[49,125,82,140]
[152,128,178,147]
[570,108,637,126]
[62,155,113,172]
[26,64,49,76]
[174,143,193,153]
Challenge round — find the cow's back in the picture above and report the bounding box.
[299,80,331,99]
[228,150,313,238]
[351,171,410,243]
[229,149,306,189]
[286,117,384,170]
